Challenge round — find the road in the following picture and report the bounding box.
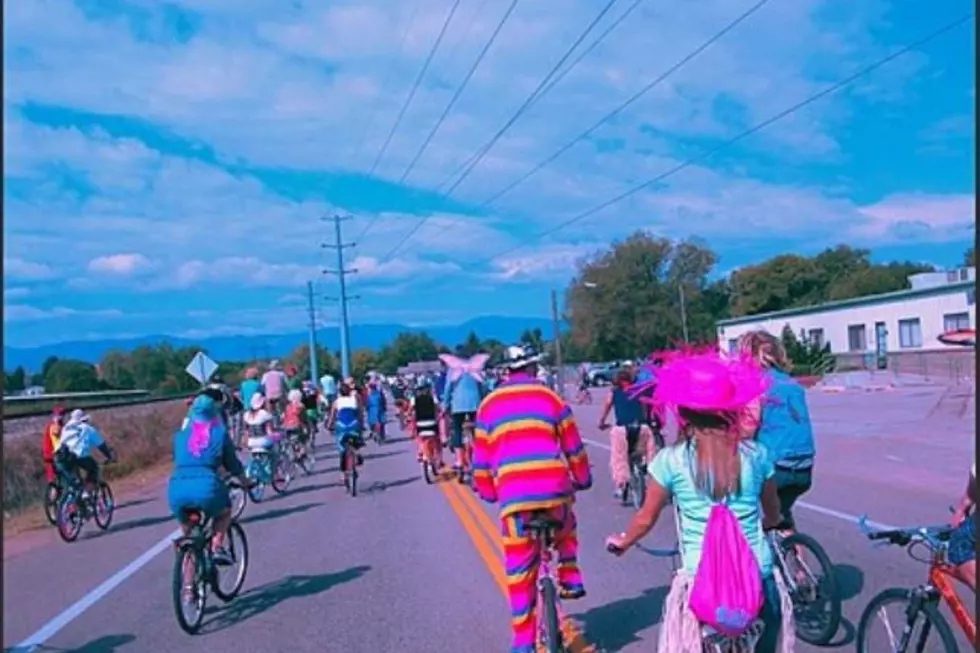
[3,385,975,652]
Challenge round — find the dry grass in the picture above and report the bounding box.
[2,402,186,517]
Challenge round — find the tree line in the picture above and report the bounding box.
[4,235,971,393]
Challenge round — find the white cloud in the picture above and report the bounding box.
[349,255,460,280]
[491,243,600,282]
[87,253,154,275]
[854,193,977,242]
[4,287,31,300]
[4,257,58,280]
[4,304,124,322]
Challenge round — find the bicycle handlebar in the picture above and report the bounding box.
[857,514,954,548]
[606,539,680,558]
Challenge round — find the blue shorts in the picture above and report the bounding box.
[948,515,976,566]
[167,472,229,521]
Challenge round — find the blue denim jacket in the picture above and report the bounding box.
[441,373,483,414]
[757,369,815,469]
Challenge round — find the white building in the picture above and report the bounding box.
[716,267,976,378]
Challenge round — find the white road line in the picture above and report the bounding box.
[582,437,898,531]
[12,528,181,653]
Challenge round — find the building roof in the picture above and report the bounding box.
[717,280,975,328]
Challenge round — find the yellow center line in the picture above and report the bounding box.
[439,476,596,653]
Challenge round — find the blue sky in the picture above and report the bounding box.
[3,0,975,347]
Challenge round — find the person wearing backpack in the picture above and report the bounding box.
[605,349,791,653]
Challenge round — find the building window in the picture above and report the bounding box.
[944,312,971,332]
[898,318,922,349]
[960,268,969,281]
[807,328,825,349]
[847,324,867,352]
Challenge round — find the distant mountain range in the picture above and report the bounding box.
[3,316,555,371]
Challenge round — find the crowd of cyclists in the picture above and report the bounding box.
[38,332,976,652]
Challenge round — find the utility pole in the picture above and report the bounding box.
[322,214,357,379]
[550,288,565,398]
[678,284,690,344]
[306,280,319,386]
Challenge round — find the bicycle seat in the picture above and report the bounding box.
[525,513,562,535]
[180,508,204,525]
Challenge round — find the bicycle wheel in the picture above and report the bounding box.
[56,493,84,542]
[271,454,294,494]
[172,543,207,634]
[539,577,563,653]
[422,459,434,484]
[780,532,841,645]
[630,465,646,510]
[212,522,249,602]
[94,482,115,530]
[44,483,60,525]
[856,587,958,653]
[227,480,247,520]
[345,448,358,497]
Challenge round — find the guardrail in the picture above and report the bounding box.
[3,391,193,420]
[3,389,151,403]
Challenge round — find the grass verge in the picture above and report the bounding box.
[3,402,185,520]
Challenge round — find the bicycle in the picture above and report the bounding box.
[621,424,647,509]
[767,528,841,644]
[340,433,364,497]
[283,429,315,476]
[855,516,974,652]
[225,476,247,521]
[244,439,290,502]
[456,417,476,486]
[56,470,115,543]
[525,512,572,653]
[171,508,249,635]
[44,473,68,525]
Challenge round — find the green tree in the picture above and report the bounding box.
[44,359,101,392]
[351,348,378,379]
[287,344,338,381]
[4,366,27,393]
[100,350,137,389]
[455,331,484,357]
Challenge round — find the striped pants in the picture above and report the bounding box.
[500,504,584,653]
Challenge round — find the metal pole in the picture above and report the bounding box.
[551,288,565,398]
[678,283,689,343]
[306,280,319,386]
[334,215,353,379]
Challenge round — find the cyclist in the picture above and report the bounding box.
[320,371,337,407]
[282,389,306,457]
[55,409,117,499]
[239,367,262,413]
[604,349,787,653]
[365,378,386,441]
[261,360,287,414]
[738,330,815,535]
[168,394,251,567]
[243,392,279,465]
[949,461,976,591]
[410,378,443,466]
[472,344,592,653]
[598,368,655,502]
[439,353,487,476]
[327,382,365,479]
[42,406,67,484]
[300,380,320,429]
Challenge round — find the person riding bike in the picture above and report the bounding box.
[472,344,592,653]
[240,367,262,412]
[320,371,337,407]
[300,380,320,431]
[55,409,117,499]
[261,360,288,414]
[168,394,251,567]
[439,353,487,477]
[949,461,977,591]
[598,368,656,502]
[739,330,816,535]
[243,392,279,465]
[42,405,67,484]
[411,379,444,467]
[365,378,387,441]
[282,389,308,459]
[328,382,365,480]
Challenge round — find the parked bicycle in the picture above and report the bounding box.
[56,470,115,543]
[171,508,248,634]
[766,528,841,644]
[855,516,974,652]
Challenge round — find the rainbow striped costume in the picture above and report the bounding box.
[473,372,592,653]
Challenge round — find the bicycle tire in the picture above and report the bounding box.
[228,480,247,520]
[781,531,842,645]
[172,543,206,634]
[423,460,434,485]
[271,455,293,494]
[630,466,646,510]
[346,448,359,497]
[56,493,84,543]
[540,577,563,653]
[94,482,114,530]
[44,483,60,525]
[212,522,249,602]
[856,587,958,653]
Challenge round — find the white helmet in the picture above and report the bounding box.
[503,344,543,370]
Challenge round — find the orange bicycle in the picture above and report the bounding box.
[856,516,975,652]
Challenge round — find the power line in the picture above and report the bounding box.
[352,0,423,171]
[478,0,774,209]
[397,0,522,184]
[476,11,974,266]
[386,0,619,261]
[357,0,464,243]
[366,0,463,179]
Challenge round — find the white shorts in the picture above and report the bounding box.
[248,436,275,452]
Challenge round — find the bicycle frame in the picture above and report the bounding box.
[928,550,975,642]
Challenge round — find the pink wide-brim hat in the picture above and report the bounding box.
[652,349,769,416]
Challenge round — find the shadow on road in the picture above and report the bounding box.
[384,436,413,445]
[114,498,155,511]
[202,566,372,632]
[239,502,323,525]
[21,633,138,653]
[266,482,343,500]
[87,514,172,539]
[362,450,406,462]
[307,466,341,478]
[362,476,419,494]
[574,585,669,651]
[833,563,864,602]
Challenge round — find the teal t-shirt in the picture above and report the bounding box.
[648,440,775,578]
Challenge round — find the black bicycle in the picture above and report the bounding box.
[56,473,114,543]
[171,509,249,634]
[44,473,69,525]
[621,424,647,509]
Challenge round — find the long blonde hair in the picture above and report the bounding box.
[678,408,743,500]
[737,330,790,372]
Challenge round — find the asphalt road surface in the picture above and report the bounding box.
[3,385,975,652]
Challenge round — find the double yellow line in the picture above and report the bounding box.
[438,475,595,653]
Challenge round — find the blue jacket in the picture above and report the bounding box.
[240,379,262,410]
[757,369,815,469]
[442,372,483,414]
[171,397,244,480]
